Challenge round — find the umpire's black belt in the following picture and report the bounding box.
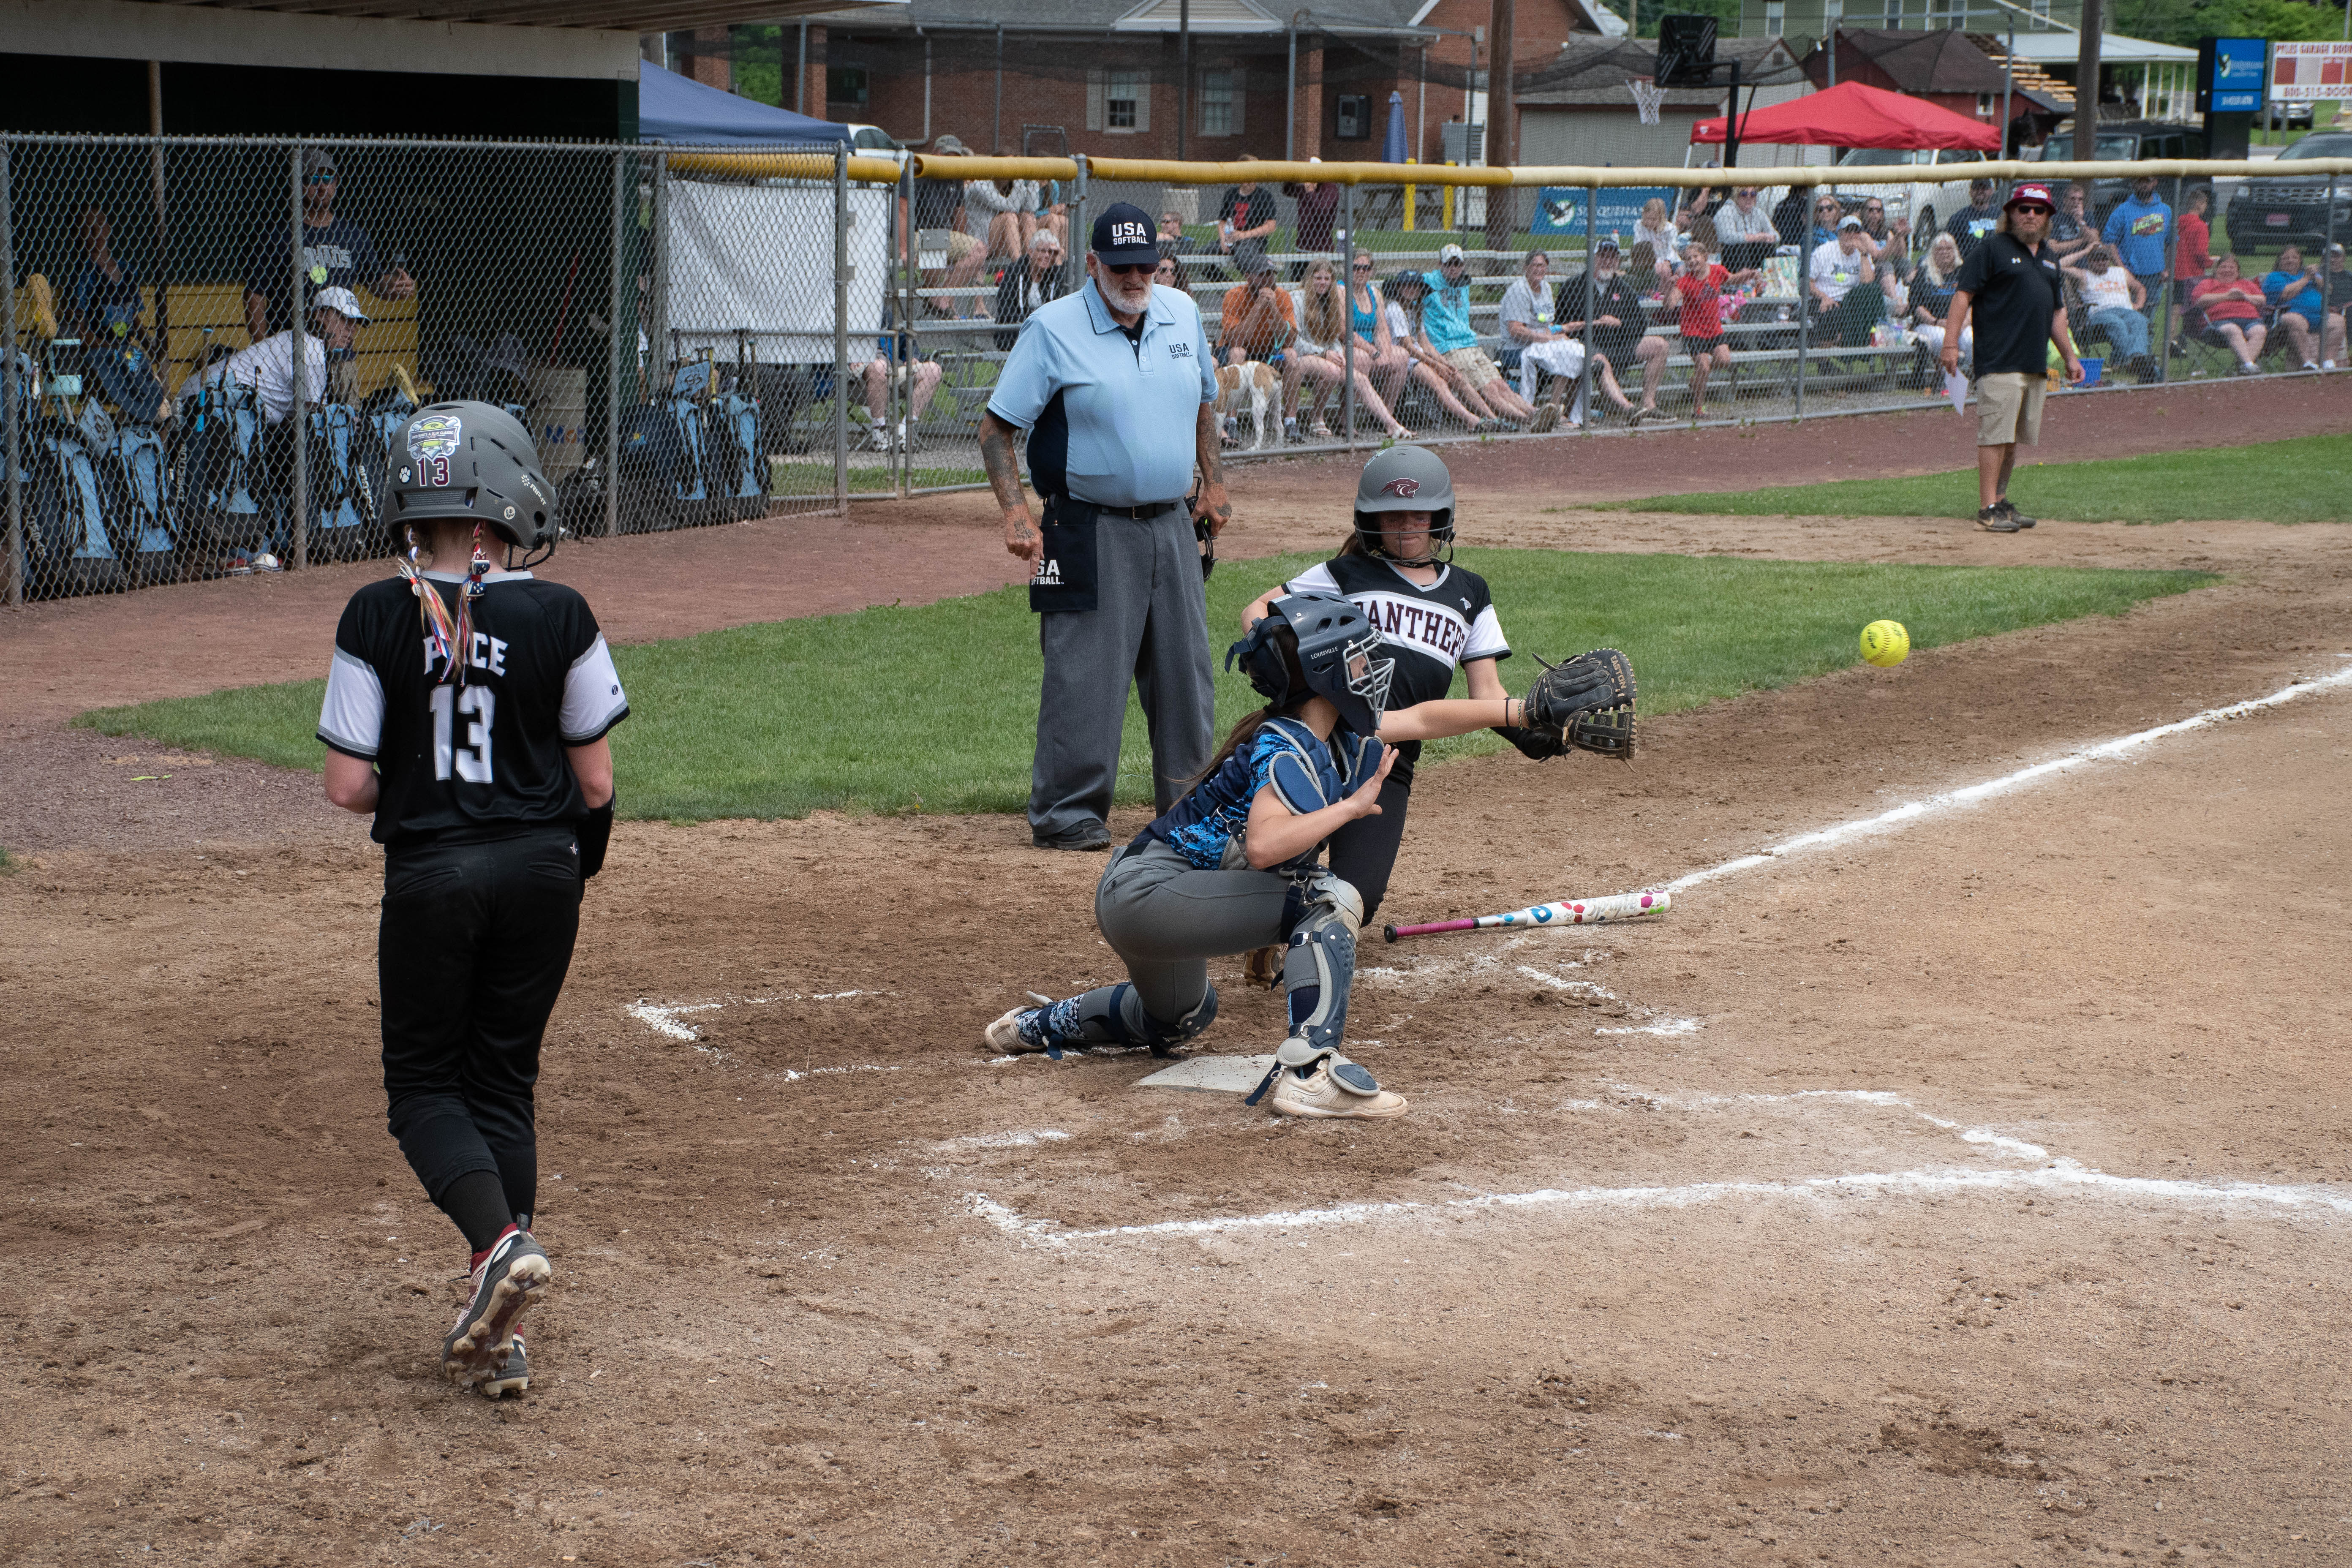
[1066,497,1180,520]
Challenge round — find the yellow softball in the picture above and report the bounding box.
[1860,619,1910,668]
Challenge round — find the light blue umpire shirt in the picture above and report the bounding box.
[986,278,1217,509]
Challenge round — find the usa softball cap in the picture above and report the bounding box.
[1092,202,1161,265]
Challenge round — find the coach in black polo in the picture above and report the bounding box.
[980,202,1230,851]
[1941,180,2081,534]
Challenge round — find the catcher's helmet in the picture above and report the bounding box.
[1227,591,1394,736]
[381,400,557,552]
[1352,444,1455,564]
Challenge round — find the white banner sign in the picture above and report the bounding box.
[2273,41,2352,103]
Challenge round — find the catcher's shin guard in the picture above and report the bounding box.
[994,981,1219,1059]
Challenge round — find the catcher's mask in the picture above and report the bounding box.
[382,400,558,556]
[1227,591,1393,736]
[1352,444,1455,565]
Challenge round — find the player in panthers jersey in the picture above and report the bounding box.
[316,402,626,1396]
[1239,444,1564,925]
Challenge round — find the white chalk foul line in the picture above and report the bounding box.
[1666,662,2352,894]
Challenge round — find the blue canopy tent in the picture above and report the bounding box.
[638,61,850,145]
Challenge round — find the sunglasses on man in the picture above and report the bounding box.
[1100,261,1155,277]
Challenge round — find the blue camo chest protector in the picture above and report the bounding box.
[981,592,1413,1120]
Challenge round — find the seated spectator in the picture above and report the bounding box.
[1946,180,2004,260]
[2064,242,2155,380]
[1808,216,1885,348]
[1674,182,1722,253]
[2172,187,2212,300]
[2326,243,2352,357]
[1499,248,1585,430]
[1671,236,1756,421]
[1854,197,1912,297]
[179,286,367,425]
[1419,242,1538,427]
[1036,177,1069,251]
[1345,248,1411,413]
[1153,252,1191,295]
[2189,256,2269,375]
[2047,183,2096,265]
[1906,233,1973,366]
[1286,257,1415,441]
[2262,245,2345,371]
[1385,269,1499,431]
[240,150,412,342]
[994,229,1068,350]
[862,302,942,453]
[1282,164,1339,280]
[1628,196,1678,285]
[1553,237,1670,423]
[1215,158,1280,273]
[907,136,985,317]
[965,155,1040,261]
[70,204,169,425]
[1219,254,1295,370]
[1806,191,1846,255]
[1772,187,1815,249]
[1714,185,1779,273]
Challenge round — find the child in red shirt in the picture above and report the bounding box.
[2174,188,2213,303]
[1671,237,1758,420]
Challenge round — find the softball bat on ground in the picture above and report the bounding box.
[1384,888,1670,942]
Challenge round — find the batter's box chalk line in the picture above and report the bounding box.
[958,1083,2352,1247]
[1666,661,2352,895]
[623,989,897,1043]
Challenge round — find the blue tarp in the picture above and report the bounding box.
[638,61,850,145]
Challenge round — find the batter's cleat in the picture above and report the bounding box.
[477,1334,531,1399]
[442,1227,550,1390]
[1995,499,2037,530]
[1268,1051,1410,1121]
[1975,505,2022,534]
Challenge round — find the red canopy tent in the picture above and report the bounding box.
[1691,80,2001,152]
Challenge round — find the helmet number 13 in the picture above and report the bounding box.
[430,684,496,783]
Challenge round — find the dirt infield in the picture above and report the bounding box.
[5,387,2352,1565]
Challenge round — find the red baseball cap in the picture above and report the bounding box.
[2004,182,2056,212]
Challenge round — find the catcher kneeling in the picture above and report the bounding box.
[987,591,1636,1119]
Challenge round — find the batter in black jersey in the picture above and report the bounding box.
[1240,445,1562,922]
[317,402,626,1398]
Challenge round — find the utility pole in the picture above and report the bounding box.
[2072,0,2102,160]
[1486,0,1515,248]
[1178,0,1191,160]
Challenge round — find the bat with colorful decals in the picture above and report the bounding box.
[1383,887,1670,942]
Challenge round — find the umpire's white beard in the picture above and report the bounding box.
[1092,258,1155,320]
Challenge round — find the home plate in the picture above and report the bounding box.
[1135,1054,1276,1093]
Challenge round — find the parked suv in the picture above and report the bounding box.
[2029,122,2211,224]
[1829,146,1991,240]
[2227,131,2352,249]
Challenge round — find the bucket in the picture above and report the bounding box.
[2078,357,2104,387]
[528,366,587,476]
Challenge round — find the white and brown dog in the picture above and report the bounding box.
[1213,360,1282,450]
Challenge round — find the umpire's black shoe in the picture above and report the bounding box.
[1033,820,1112,852]
[443,1227,550,1390]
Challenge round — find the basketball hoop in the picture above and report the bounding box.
[1628,76,1667,126]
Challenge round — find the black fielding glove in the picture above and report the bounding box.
[578,799,615,879]
[1494,724,1570,761]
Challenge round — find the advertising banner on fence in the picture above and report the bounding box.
[2272,42,2352,103]
[1529,186,1675,238]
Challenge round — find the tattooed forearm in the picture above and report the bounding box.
[979,413,1028,513]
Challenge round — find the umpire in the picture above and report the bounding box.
[979,202,1230,851]
[316,402,627,1396]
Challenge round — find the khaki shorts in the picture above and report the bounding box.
[1974,370,2046,448]
[1443,346,1503,391]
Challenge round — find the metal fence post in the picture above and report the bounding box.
[2324,176,2341,348]
[2157,174,2183,386]
[898,157,915,504]
[1342,179,1357,454]
[1794,184,1809,424]
[1580,183,1597,433]
[835,143,850,518]
[1071,155,1089,299]
[2,139,20,605]
[605,148,624,538]
[289,145,308,571]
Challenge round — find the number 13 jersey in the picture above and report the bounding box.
[317,570,629,847]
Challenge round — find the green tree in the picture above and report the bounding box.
[732,23,785,109]
[2112,0,2344,46]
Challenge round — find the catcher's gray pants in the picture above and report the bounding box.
[1030,511,1215,839]
[1045,842,1360,1050]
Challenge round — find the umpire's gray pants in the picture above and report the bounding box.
[1094,841,1293,1027]
[1030,511,1216,839]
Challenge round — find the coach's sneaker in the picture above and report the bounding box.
[1995,499,2037,530]
[1267,1047,1409,1121]
[1974,505,2022,534]
[442,1227,550,1390]
[477,1334,531,1399]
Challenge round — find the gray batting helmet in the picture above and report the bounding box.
[1353,444,1455,564]
[381,401,557,552]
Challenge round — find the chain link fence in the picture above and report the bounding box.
[6,137,2347,599]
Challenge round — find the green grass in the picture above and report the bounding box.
[1613,434,2352,525]
[78,550,2210,822]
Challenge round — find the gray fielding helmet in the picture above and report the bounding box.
[1353,444,1455,562]
[382,400,557,551]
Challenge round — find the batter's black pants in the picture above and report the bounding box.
[1324,771,1413,925]
[379,825,582,1228]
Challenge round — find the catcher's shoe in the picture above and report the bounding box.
[477,1334,531,1399]
[1268,1050,1410,1121]
[442,1228,550,1390]
[984,992,1062,1055]
[1241,944,1286,989]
